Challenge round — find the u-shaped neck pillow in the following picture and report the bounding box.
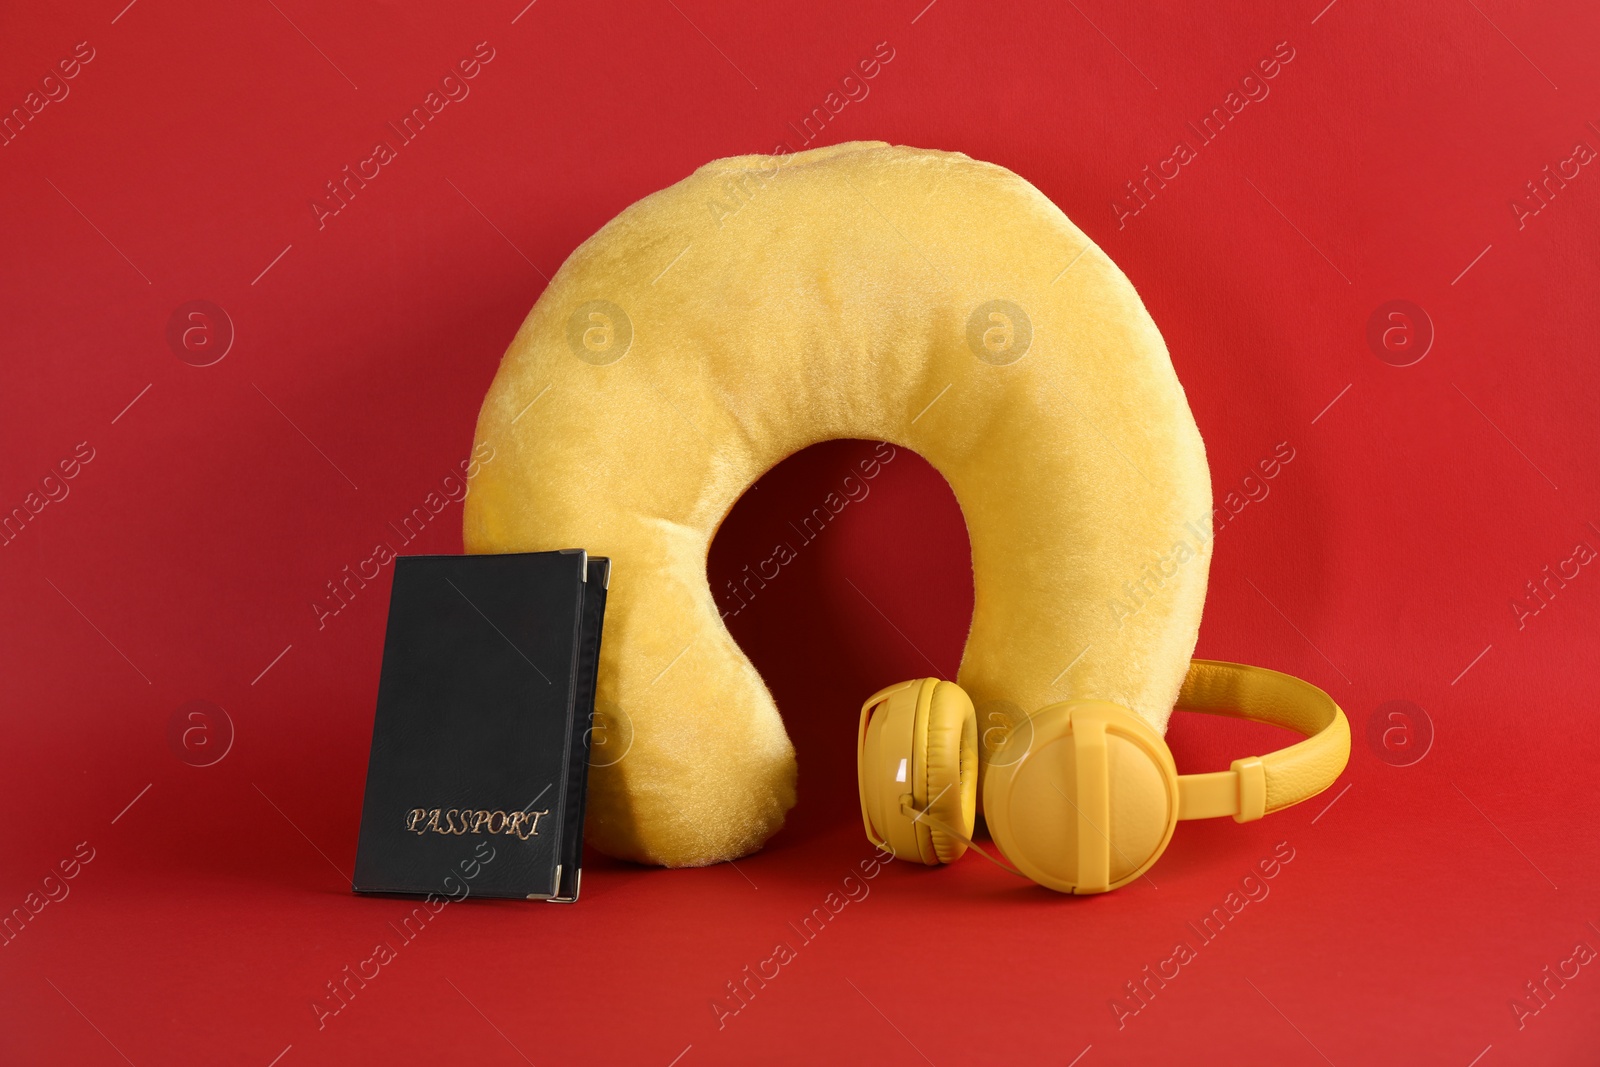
[465,141,1211,868]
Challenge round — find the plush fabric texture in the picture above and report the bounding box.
[465,141,1212,867]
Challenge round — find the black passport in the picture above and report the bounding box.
[353,550,608,902]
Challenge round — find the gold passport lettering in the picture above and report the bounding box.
[404,807,548,839]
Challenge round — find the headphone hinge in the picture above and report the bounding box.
[1230,756,1267,822]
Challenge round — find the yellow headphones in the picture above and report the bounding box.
[858,659,1350,894]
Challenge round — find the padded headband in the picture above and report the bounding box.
[1172,659,1350,821]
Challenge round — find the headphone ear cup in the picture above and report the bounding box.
[917,681,978,864]
[858,679,976,865]
[982,700,1181,894]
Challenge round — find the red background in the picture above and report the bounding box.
[3,0,1597,1063]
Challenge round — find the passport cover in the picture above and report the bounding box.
[353,550,608,901]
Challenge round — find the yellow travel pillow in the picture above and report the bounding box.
[465,141,1212,868]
